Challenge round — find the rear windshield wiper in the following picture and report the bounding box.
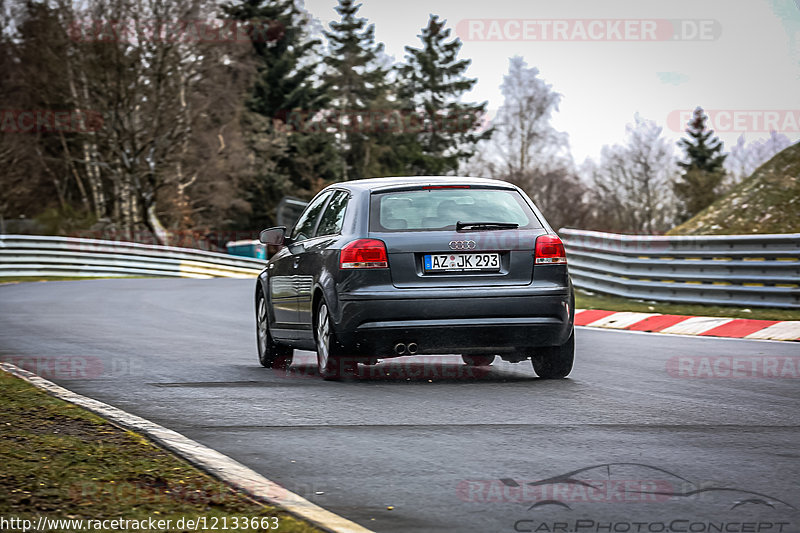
[456,221,519,231]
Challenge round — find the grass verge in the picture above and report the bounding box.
[0,370,322,533]
[575,289,800,321]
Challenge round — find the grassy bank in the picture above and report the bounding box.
[0,370,321,533]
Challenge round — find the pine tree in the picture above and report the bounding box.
[223,0,340,230]
[323,0,391,180]
[224,0,326,120]
[397,15,491,175]
[673,107,727,221]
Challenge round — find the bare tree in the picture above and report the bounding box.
[585,114,678,234]
[487,56,569,181]
[0,0,258,243]
[724,132,793,186]
[470,56,594,230]
[0,1,89,224]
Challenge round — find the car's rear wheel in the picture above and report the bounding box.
[257,292,293,369]
[461,355,494,367]
[315,301,355,380]
[531,330,574,379]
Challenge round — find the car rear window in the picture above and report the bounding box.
[369,187,542,232]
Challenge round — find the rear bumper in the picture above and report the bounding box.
[336,290,573,357]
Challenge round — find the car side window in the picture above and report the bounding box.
[315,191,349,237]
[291,191,332,243]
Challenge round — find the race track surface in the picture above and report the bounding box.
[1,279,798,532]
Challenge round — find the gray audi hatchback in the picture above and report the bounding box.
[255,176,575,380]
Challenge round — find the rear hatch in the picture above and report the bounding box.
[369,184,547,289]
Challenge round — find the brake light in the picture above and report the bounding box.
[340,239,389,269]
[422,185,471,190]
[535,234,567,265]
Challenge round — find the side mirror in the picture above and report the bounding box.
[259,226,287,246]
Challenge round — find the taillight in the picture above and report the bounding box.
[340,239,389,269]
[535,234,567,265]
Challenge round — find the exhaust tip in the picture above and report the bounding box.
[407,343,418,355]
[394,343,406,355]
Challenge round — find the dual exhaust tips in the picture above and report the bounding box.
[394,342,419,355]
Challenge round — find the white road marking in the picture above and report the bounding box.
[745,321,800,341]
[657,316,734,336]
[587,311,660,329]
[0,362,374,533]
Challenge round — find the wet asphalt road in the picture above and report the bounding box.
[1,278,798,532]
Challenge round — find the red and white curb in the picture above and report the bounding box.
[575,309,800,341]
[0,362,374,533]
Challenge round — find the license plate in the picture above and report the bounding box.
[423,253,500,272]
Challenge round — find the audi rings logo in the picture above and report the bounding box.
[449,240,477,250]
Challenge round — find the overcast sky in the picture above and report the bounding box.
[303,0,800,163]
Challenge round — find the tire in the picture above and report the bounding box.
[315,301,356,380]
[461,355,494,367]
[256,292,293,369]
[531,330,574,379]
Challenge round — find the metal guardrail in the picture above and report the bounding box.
[4,231,796,308]
[560,228,800,309]
[0,235,265,279]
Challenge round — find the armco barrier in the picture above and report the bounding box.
[560,229,800,309]
[0,235,265,279]
[4,232,797,307]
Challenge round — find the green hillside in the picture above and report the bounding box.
[669,142,800,235]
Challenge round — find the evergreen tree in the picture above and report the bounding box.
[397,15,491,175]
[673,107,727,221]
[223,0,340,229]
[224,0,326,120]
[322,0,392,181]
